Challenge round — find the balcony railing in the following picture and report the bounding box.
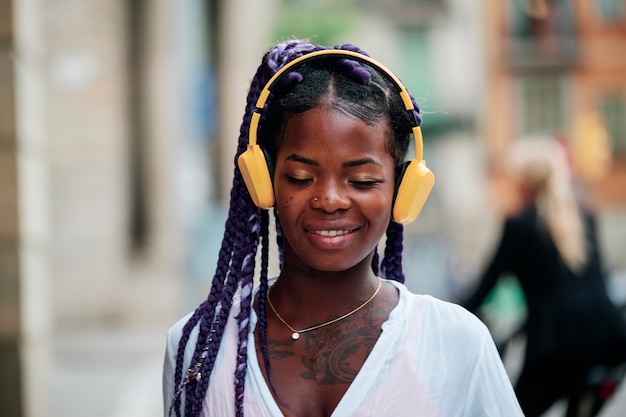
[505,36,579,71]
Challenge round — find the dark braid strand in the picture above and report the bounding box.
[381,221,405,283]
[172,42,276,417]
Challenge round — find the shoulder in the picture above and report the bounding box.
[165,312,198,363]
[393,281,491,344]
[505,206,536,229]
[388,283,523,416]
[494,207,538,245]
[424,295,490,342]
[168,311,196,339]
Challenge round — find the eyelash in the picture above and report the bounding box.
[287,176,312,185]
[287,176,381,188]
[350,179,381,188]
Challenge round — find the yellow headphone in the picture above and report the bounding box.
[237,49,434,224]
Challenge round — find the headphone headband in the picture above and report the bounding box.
[248,49,424,162]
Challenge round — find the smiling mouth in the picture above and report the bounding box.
[312,229,352,237]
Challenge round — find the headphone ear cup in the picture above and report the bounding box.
[392,159,434,224]
[237,144,275,209]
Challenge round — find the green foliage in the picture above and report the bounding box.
[273,1,357,46]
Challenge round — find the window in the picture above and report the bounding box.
[595,0,626,24]
[509,0,576,39]
[517,74,567,136]
[599,94,626,156]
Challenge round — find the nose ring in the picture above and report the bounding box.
[314,197,318,202]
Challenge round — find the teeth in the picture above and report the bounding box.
[315,230,349,237]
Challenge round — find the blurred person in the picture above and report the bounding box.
[462,136,626,417]
[162,39,523,417]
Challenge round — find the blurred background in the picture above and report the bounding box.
[1,0,625,416]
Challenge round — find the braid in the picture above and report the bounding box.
[273,208,284,268]
[171,195,246,415]
[233,212,264,416]
[186,200,256,415]
[171,211,241,415]
[256,210,275,397]
[184,156,265,416]
[170,307,202,416]
[381,221,406,283]
[170,43,272,417]
[185,185,253,415]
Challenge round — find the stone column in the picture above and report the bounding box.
[0,0,51,416]
[216,0,279,200]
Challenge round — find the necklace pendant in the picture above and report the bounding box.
[291,332,300,340]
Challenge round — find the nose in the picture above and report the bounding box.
[311,179,351,212]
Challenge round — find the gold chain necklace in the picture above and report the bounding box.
[266,278,382,340]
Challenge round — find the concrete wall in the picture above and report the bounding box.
[40,0,190,328]
[1,0,52,415]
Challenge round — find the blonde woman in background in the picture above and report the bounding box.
[462,137,626,417]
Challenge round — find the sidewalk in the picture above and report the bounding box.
[52,326,166,417]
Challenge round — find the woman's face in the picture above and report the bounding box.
[273,106,396,273]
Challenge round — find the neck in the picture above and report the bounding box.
[267,273,381,336]
[270,254,380,321]
[278,257,378,298]
[267,277,382,340]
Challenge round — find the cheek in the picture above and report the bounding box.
[357,189,393,224]
[276,193,296,217]
[379,188,396,221]
[372,199,393,225]
[372,183,396,208]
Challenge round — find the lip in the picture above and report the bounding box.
[305,224,360,250]
[312,229,351,237]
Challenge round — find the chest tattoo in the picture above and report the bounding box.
[262,305,384,385]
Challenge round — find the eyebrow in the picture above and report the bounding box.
[284,154,318,166]
[283,154,382,168]
[343,157,382,168]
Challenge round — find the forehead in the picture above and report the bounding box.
[279,107,393,161]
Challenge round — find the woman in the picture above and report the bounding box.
[163,39,523,417]
[463,137,626,416]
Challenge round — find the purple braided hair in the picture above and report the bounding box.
[381,222,406,283]
[169,38,421,417]
[169,46,274,417]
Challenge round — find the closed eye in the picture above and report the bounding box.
[350,179,383,188]
[287,175,313,185]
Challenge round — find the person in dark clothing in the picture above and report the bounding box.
[462,137,626,417]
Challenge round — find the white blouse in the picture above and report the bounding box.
[163,280,524,416]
